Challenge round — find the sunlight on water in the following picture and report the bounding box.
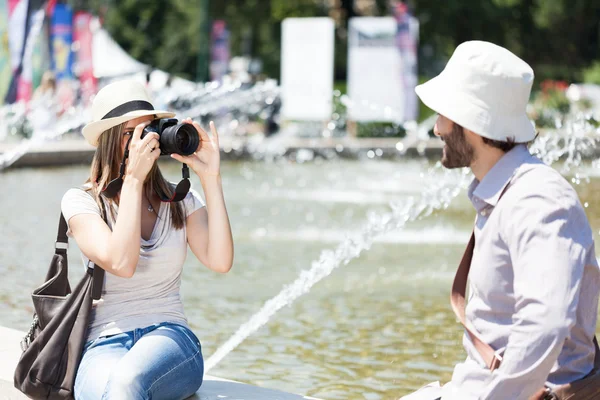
[206,113,600,373]
[205,165,470,372]
[3,82,600,390]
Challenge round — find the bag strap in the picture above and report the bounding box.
[451,183,600,373]
[55,214,69,255]
[57,194,107,301]
[451,232,503,370]
[91,261,105,300]
[594,337,600,370]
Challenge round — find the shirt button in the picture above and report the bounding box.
[480,209,489,217]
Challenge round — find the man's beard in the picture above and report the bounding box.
[441,124,475,169]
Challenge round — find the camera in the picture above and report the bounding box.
[142,119,199,156]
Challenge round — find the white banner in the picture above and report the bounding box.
[347,17,405,123]
[280,17,334,121]
[7,0,28,72]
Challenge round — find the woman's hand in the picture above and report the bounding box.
[125,121,160,181]
[170,119,220,180]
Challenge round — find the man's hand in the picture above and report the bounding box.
[529,388,550,400]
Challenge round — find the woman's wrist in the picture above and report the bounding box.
[123,174,144,190]
[198,172,221,186]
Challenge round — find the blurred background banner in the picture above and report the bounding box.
[347,17,404,123]
[30,3,50,92]
[4,0,29,104]
[280,17,334,121]
[16,5,44,102]
[393,2,419,122]
[0,0,11,103]
[51,3,76,110]
[210,20,230,82]
[73,10,95,105]
[50,2,72,81]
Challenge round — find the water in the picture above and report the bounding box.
[1,158,600,399]
[204,163,470,373]
[203,111,600,378]
[2,81,600,398]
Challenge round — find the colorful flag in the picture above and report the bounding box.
[30,12,50,90]
[394,2,419,121]
[7,0,28,72]
[17,6,44,102]
[50,2,73,81]
[210,20,230,82]
[0,0,12,103]
[73,11,95,105]
[4,0,29,103]
[50,2,75,109]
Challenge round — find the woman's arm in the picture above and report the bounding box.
[69,177,144,278]
[186,175,234,273]
[172,119,234,273]
[69,122,160,278]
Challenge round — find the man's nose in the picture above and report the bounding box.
[432,115,442,137]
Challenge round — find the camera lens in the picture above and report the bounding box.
[160,123,199,156]
[176,130,190,151]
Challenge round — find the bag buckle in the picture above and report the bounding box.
[489,350,503,371]
[542,388,559,400]
[55,241,68,250]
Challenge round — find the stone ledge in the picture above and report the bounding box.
[0,137,444,168]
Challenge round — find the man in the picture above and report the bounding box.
[410,41,599,399]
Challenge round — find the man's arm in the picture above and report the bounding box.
[480,186,592,400]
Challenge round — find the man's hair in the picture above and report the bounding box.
[481,136,518,152]
[454,122,537,152]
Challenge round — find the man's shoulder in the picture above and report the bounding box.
[509,161,579,205]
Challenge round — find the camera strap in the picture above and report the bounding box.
[101,135,191,202]
[159,164,190,202]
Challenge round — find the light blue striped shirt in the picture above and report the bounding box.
[442,145,600,400]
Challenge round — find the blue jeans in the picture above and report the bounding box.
[74,322,204,400]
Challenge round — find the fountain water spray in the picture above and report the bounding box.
[0,105,91,170]
[204,164,471,372]
[205,112,600,372]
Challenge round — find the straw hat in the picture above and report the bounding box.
[82,80,175,146]
[415,41,536,143]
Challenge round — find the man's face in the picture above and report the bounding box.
[433,115,474,169]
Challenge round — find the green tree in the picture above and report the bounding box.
[72,0,600,85]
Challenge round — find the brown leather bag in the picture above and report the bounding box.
[13,211,106,399]
[452,231,600,400]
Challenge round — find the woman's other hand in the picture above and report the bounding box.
[170,119,221,181]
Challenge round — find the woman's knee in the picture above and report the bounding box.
[75,336,129,400]
[103,366,147,399]
[149,351,204,399]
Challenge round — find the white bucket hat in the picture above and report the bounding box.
[415,40,536,143]
[82,80,175,147]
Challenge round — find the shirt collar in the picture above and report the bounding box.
[468,144,531,209]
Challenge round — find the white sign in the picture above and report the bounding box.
[347,17,405,122]
[280,18,334,121]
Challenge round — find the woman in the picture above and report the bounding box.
[30,71,60,137]
[61,80,234,399]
